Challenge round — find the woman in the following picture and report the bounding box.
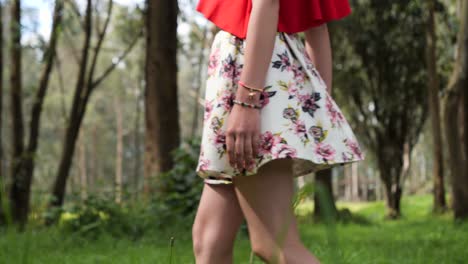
[192,0,365,263]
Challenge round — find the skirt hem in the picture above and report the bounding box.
[197,155,364,185]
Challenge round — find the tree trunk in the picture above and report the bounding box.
[426,0,447,212]
[48,0,140,216]
[48,0,93,213]
[378,151,404,219]
[144,0,180,196]
[7,0,63,227]
[114,95,123,204]
[8,0,27,227]
[351,162,359,201]
[89,125,98,193]
[78,133,87,201]
[443,0,468,220]
[133,75,143,201]
[0,0,4,224]
[313,169,338,220]
[375,174,382,201]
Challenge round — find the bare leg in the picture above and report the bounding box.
[192,182,245,264]
[233,158,320,264]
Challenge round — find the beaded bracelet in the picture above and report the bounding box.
[232,99,262,109]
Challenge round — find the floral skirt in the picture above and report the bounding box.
[196,30,365,185]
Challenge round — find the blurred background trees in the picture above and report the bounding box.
[0,0,466,231]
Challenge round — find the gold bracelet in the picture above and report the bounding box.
[238,81,264,101]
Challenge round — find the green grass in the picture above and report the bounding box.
[1,195,467,264]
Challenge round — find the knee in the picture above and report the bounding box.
[192,222,232,258]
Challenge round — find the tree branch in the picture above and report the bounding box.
[92,29,143,89]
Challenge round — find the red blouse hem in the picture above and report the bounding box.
[196,0,352,39]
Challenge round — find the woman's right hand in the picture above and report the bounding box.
[226,102,261,171]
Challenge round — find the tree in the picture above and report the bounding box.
[47,0,142,217]
[332,0,428,218]
[443,0,468,220]
[313,169,338,220]
[9,0,25,227]
[0,0,5,224]
[426,0,447,213]
[8,0,64,228]
[144,0,180,195]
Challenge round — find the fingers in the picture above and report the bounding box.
[227,129,259,171]
[252,131,260,159]
[226,131,236,168]
[235,133,245,170]
[244,135,254,170]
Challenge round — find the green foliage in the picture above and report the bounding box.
[148,137,204,229]
[58,195,150,240]
[45,137,204,240]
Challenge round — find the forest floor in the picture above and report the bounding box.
[1,194,467,264]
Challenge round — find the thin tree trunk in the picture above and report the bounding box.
[0,0,5,224]
[144,0,180,196]
[361,173,368,201]
[443,0,468,220]
[344,164,351,200]
[378,155,404,219]
[48,0,93,214]
[313,169,338,220]
[426,0,446,212]
[49,0,141,214]
[375,174,382,201]
[133,77,143,201]
[90,125,98,193]
[8,0,26,227]
[8,0,63,227]
[114,95,123,204]
[78,132,87,201]
[351,162,359,201]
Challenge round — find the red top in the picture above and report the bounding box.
[196,0,352,39]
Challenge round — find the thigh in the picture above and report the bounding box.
[192,182,245,244]
[233,158,296,248]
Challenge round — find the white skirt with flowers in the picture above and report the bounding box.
[196,30,365,185]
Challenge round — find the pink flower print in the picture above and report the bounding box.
[219,90,235,112]
[298,92,321,118]
[259,86,276,108]
[287,82,299,98]
[308,125,327,143]
[204,99,214,122]
[344,138,363,160]
[259,131,283,156]
[291,120,309,143]
[198,157,211,171]
[210,116,222,131]
[292,120,306,136]
[315,142,336,162]
[326,96,345,127]
[272,144,298,159]
[214,130,227,156]
[283,107,298,121]
[292,64,306,84]
[341,152,353,162]
[220,54,242,80]
[207,48,220,76]
[272,50,292,72]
